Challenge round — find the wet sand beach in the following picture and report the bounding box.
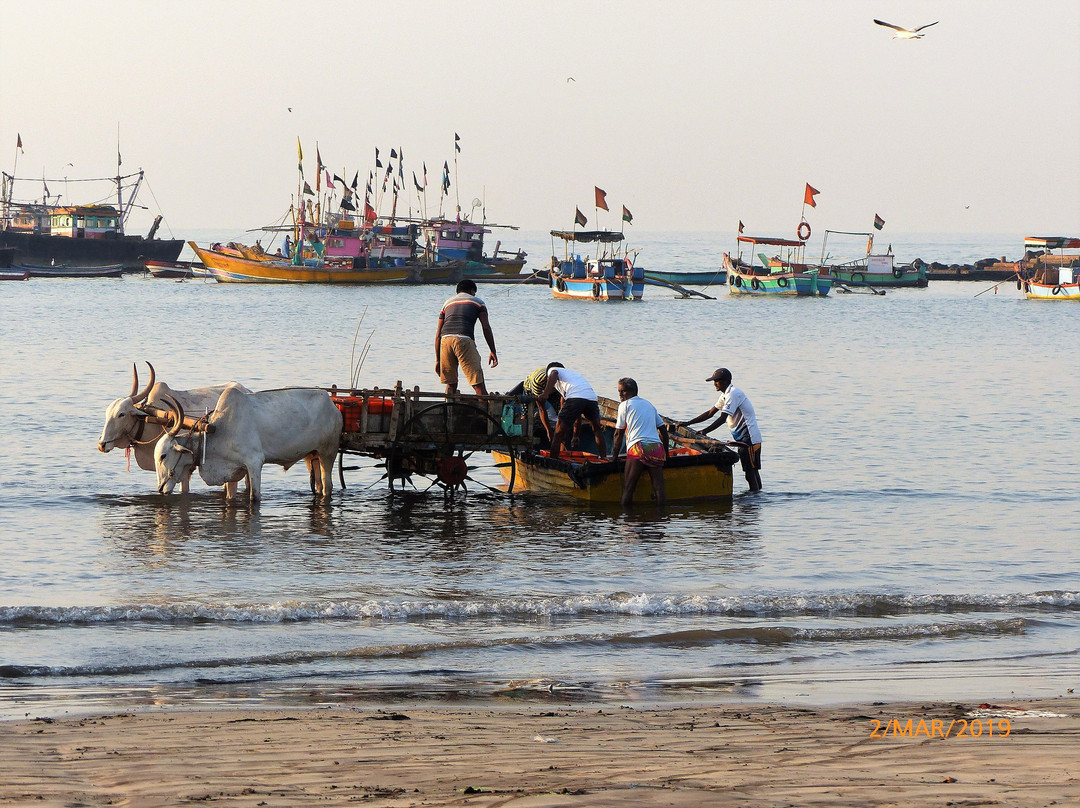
[1,697,1077,807]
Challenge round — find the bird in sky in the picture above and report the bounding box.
[566,76,576,83]
[873,19,939,39]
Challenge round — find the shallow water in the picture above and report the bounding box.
[1,230,1077,718]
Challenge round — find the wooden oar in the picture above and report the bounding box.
[974,274,1019,298]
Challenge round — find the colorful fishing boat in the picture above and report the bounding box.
[724,234,832,297]
[821,230,927,288]
[548,230,644,300]
[643,268,727,286]
[492,396,738,503]
[422,217,527,278]
[0,268,29,281]
[1017,237,1080,300]
[189,242,420,284]
[15,262,124,278]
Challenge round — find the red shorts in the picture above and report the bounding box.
[627,441,666,468]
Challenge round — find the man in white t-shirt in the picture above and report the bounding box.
[612,377,669,506]
[675,367,762,492]
[533,362,607,460]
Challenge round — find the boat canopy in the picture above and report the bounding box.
[737,235,804,248]
[1025,237,1080,250]
[550,230,624,243]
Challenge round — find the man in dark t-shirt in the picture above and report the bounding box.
[434,279,499,394]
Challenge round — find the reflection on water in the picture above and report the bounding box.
[1,232,1077,713]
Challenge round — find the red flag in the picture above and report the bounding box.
[738,220,744,234]
[325,170,335,190]
[16,133,23,152]
[804,184,820,208]
[594,186,608,211]
[363,201,377,224]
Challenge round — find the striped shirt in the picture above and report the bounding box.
[439,292,487,339]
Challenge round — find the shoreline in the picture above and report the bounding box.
[2,697,1077,807]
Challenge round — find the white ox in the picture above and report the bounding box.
[97,363,249,493]
[154,384,343,502]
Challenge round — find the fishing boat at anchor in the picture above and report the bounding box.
[493,396,739,503]
[724,234,832,297]
[14,261,124,278]
[1016,236,1080,300]
[548,229,644,300]
[821,230,927,288]
[422,217,527,278]
[1,165,183,271]
[189,241,456,284]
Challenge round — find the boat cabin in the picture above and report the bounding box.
[423,218,488,262]
[1024,237,1080,286]
[735,235,808,273]
[5,204,52,234]
[49,205,121,239]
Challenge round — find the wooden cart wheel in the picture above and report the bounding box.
[387,401,518,496]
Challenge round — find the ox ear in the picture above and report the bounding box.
[132,362,155,404]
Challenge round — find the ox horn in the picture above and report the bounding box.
[131,362,156,404]
[161,394,186,436]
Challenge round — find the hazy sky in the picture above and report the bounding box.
[3,1,1077,237]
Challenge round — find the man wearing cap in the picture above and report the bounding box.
[675,368,762,492]
[434,279,498,395]
[533,362,607,461]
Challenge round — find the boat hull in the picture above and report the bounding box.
[15,263,125,278]
[0,269,29,281]
[462,258,527,278]
[724,254,831,296]
[492,449,734,503]
[644,269,727,286]
[1022,280,1080,300]
[550,275,644,300]
[191,243,415,284]
[831,266,927,287]
[0,230,183,272]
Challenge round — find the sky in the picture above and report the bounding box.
[2,0,1078,238]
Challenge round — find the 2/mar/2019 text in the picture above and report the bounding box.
[870,718,1011,739]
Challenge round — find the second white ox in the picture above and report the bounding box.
[97,362,249,493]
[154,384,343,502]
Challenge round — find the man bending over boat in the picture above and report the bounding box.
[435,279,498,395]
[533,363,608,461]
[675,367,762,492]
[612,377,668,506]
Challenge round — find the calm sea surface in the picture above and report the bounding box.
[1,230,1077,719]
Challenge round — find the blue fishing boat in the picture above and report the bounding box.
[548,229,644,300]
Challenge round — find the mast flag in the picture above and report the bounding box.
[873,213,885,230]
[16,134,23,153]
[803,183,820,208]
[594,186,608,211]
[574,208,587,227]
[622,205,633,224]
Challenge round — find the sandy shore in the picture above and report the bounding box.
[1,698,1077,807]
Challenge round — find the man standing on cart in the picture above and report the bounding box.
[434,279,498,395]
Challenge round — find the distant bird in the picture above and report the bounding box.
[566,77,576,83]
[873,19,939,39]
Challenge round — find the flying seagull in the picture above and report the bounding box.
[873,19,939,39]
[566,76,576,83]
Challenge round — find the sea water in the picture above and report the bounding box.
[0,230,1076,718]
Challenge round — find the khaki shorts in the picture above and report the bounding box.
[439,335,484,388]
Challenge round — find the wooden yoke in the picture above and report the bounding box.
[138,403,216,433]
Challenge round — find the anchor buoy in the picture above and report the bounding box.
[777,276,789,288]
[556,277,567,292]
[751,277,761,291]
[892,267,903,279]
[1016,278,1022,291]
[1053,285,1063,295]
[797,221,811,241]
[852,272,865,284]
[592,282,601,298]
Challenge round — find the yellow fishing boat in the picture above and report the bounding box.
[493,396,738,503]
[190,242,414,284]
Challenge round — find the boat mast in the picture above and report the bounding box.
[116,127,125,235]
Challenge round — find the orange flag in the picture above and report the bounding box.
[594,186,609,211]
[804,184,820,208]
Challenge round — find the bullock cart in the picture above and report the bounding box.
[329,382,538,495]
